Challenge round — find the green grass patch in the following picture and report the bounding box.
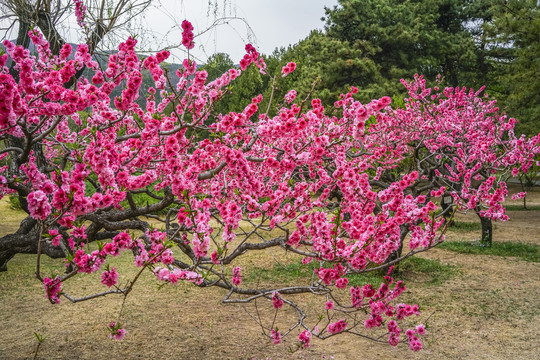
[245,256,457,288]
[448,221,481,233]
[347,271,385,287]
[8,194,21,210]
[439,241,540,262]
[399,257,458,286]
[244,259,385,287]
[503,204,540,211]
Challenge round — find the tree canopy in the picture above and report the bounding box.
[221,0,537,136]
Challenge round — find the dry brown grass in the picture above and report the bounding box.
[0,185,539,360]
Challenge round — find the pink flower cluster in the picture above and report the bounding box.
[298,330,311,347]
[192,232,210,259]
[404,325,425,351]
[281,62,296,77]
[27,190,52,220]
[395,303,421,320]
[181,20,195,49]
[271,329,282,344]
[218,201,243,228]
[315,263,345,286]
[27,30,51,62]
[47,229,62,247]
[74,0,87,28]
[232,266,242,286]
[64,232,137,276]
[387,320,401,346]
[284,89,297,103]
[511,192,526,200]
[272,292,284,309]
[239,44,266,72]
[325,301,334,310]
[43,276,62,304]
[108,322,126,341]
[143,49,170,89]
[327,319,347,334]
[101,267,119,288]
[154,267,203,285]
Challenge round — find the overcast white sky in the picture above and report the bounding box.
[143,0,339,63]
[0,1,339,64]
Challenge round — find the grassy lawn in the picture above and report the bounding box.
[438,240,540,262]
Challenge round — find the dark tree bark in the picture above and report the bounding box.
[0,217,65,271]
[475,207,493,246]
[0,186,175,271]
[383,224,410,275]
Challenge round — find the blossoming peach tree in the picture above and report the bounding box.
[0,18,538,351]
[364,75,540,250]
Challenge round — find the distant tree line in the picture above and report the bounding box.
[202,0,539,136]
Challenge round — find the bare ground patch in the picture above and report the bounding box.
[0,186,539,359]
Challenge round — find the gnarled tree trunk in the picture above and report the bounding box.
[0,217,64,271]
[383,224,410,275]
[474,207,492,247]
